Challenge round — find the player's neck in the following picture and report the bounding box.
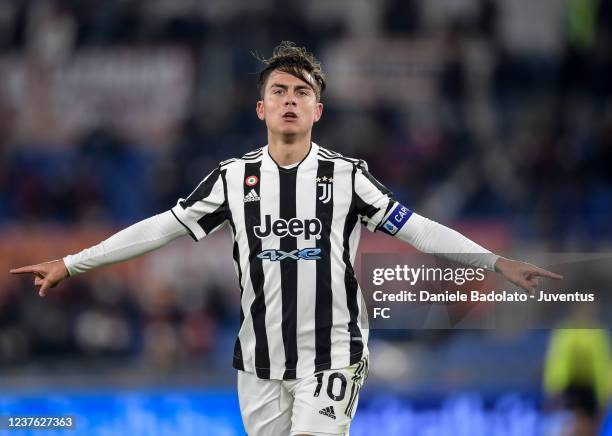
[267,134,312,167]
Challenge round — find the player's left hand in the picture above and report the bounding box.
[494,257,563,295]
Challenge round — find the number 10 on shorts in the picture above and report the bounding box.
[313,371,347,401]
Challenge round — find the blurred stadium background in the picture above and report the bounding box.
[1,0,611,435]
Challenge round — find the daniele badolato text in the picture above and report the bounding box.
[370,265,594,319]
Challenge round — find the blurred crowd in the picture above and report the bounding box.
[0,2,611,423]
[2,246,236,373]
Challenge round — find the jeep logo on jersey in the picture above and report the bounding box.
[253,215,322,240]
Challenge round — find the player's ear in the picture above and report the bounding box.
[313,102,323,123]
[256,100,265,121]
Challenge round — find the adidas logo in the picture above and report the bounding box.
[243,189,260,203]
[318,406,336,420]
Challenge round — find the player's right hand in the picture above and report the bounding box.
[9,259,70,297]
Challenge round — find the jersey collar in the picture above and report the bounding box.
[263,142,319,171]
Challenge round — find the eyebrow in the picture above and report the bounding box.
[270,83,313,92]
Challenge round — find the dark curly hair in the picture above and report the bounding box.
[256,41,326,101]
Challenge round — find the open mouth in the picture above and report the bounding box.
[282,112,298,120]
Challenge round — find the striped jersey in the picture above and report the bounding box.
[171,142,399,380]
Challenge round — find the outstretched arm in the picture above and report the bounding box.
[389,210,562,293]
[351,161,562,294]
[10,210,188,297]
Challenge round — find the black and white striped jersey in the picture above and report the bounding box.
[171,142,398,380]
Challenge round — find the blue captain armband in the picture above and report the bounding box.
[379,203,413,235]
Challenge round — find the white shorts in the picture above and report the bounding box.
[237,355,369,436]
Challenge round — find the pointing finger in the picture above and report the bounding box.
[9,266,39,275]
[532,267,563,280]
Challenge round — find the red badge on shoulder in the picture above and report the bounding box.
[245,175,259,186]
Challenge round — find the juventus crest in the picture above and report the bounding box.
[316,176,333,203]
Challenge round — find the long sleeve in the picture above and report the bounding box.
[353,160,499,271]
[63,210,188,276]
[393,212,499,271]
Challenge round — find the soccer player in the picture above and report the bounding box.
[10,41,562,436]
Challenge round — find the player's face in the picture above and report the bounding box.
[256,70,323,140]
